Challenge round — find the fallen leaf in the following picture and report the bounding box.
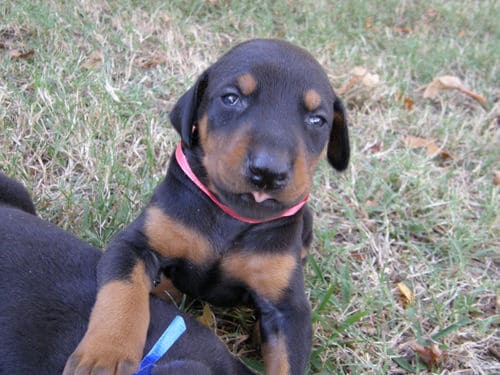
[136,52,167,68]
[351,66,367,76]
[367,140,383,154]
[423,75,488,105]
[336,76,361,95]
[365,16,373,30]
[402,96,415,111]
[410,342,444,370]
[361,72,380,87]
[337,67,380,94]
[397,282,415,308]
[403,136,434,149]
[81,50,103,70]
[137,58,163,68]
[395,26,412,34]
[403,136,452,160]
[493,171,500,186]
[8,49,35,59]
[197,303,216,329]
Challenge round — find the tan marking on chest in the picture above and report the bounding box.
[144,206,212,264]
[221,252,296,301]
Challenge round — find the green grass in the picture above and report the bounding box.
[1,0,499,373]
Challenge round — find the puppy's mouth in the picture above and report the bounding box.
[250,191,274,203]
[213,184,286,214]
[239,191,279,207]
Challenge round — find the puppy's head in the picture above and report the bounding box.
[170,39,349,220]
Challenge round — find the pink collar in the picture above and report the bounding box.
[175,143,308,224]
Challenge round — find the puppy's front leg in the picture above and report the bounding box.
[255,281,312,375]
[64,220,159,375]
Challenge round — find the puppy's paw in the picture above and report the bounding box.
[63,336,140,375]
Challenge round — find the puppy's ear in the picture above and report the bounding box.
[169,71,209,148]
[327,96,350,171]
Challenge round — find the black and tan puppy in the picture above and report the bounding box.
[0,173,254,375]
[65,39,350,375]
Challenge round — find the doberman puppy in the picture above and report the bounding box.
[65,39,350,375]
[0,173,254,375]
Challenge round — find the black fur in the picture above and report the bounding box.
[0,173,254,375]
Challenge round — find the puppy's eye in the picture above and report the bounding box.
[221,94,240,106]
[306,115,326,128]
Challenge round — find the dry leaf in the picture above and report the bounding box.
[368,140,383,154]
[197,303,216,329]
[423,75,488,105]
[395,26,411,34]
[410,342,444,369]
[81,50,103,70]
[402,96,415,111]
[493,171,500,186]
[365,16,373,30]
[403,136,434,149]
[403,136,452,160]
[397,282,415,308]
[361,72,380,87]
[136,52,167,68]
[144,59,163,68]
[337,67,380,94]
[337,76,361,95]
[8,49,35,59]
[351,66,368,76]
[351,67,379,87]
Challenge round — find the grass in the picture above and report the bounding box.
[1,0,498,373]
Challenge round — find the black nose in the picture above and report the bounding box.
[248,152,290,190]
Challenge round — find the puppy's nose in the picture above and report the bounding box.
[248,152,290,190]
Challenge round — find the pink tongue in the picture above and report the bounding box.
[252,191,273,203]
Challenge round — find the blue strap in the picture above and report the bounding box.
[134,315,187,375]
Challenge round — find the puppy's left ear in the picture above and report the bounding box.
[169,71,209,148]
[327,97,350,171]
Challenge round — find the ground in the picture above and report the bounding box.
[0,1,498,374]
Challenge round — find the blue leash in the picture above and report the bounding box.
[134,315,187,375]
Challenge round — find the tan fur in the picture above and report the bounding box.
[304,89,321,112]
[274,142,310,205]
[221,252,296,301]
[66,262,150,372]
[200,115,251,194]
[144,206,212,264]
[237,73,257,95]
[263,334,291,375]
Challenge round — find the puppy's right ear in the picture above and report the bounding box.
[169,71,209,148]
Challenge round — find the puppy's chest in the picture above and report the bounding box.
[145,212,300,304]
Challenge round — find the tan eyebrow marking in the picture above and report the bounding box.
[237,73,257,95]
[304,89,321,111]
